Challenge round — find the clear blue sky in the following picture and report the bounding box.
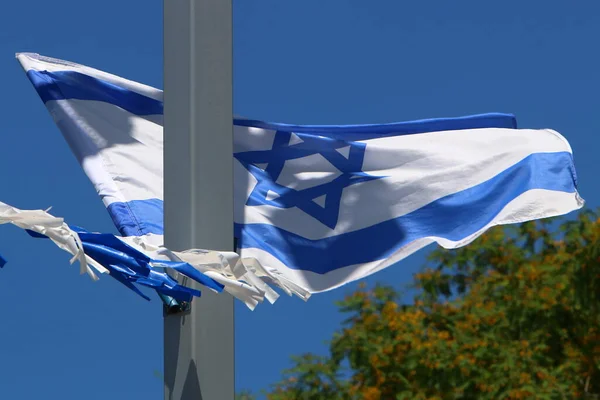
[0,0,598,398]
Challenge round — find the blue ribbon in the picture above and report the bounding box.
[25,227,225,302]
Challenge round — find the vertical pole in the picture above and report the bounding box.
[163,0,234,398]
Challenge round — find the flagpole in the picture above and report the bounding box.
[163,0,234,399]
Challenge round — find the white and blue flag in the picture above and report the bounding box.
[10,52,583,308]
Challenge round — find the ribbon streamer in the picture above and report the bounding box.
[0,201,105,280]
[0,201,310,309]
[125,238,312,310]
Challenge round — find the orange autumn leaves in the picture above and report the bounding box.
[260,209,600,400]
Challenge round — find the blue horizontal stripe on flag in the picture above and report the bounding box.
[102,151,577,257]
[24,70,517,141]
[26,70,164,116]
[235,151,577,274]
[234,113,517,141]
[107,198,164,237]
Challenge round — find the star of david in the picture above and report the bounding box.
[234,130,383,229]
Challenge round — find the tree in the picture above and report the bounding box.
[236,390,257,400]
[251,208,600,399]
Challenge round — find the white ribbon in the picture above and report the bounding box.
[121,237,311,310]
[0,202,108,280]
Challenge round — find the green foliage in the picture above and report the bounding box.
[236,390,257,400]
[239,208,600,400]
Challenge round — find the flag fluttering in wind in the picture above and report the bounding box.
[8,52,583,309]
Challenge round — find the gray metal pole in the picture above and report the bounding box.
[163,0,234,398]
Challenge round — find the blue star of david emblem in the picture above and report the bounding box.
[234,130,383,229]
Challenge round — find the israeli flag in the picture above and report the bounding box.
[233,121,583,292]
[15,53,583,305]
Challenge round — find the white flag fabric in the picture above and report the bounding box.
[14,52,584,307]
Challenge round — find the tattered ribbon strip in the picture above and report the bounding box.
[0,201,310,309]
[122,237,312,309]
[0,202,106,280]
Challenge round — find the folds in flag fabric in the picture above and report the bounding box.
[11,52,584,309]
